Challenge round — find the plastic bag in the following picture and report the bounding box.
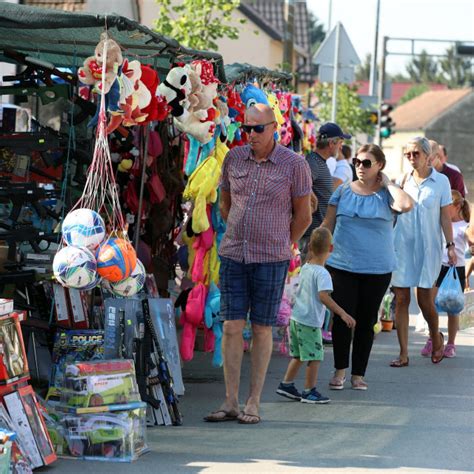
[435,267,464,315]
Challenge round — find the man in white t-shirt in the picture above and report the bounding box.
[333,144,353,189]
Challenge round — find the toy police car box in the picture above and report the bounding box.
[47,330,104,403]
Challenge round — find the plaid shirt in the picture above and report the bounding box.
[219,144,312,263]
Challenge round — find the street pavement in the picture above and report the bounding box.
[53,314,474,474]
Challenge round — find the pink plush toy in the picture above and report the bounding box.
[191,205,214,283]
[179,282,207,361]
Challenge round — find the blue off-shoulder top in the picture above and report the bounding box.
[326,184,396,274]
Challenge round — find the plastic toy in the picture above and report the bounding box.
[61,360,140,409]
[62,406,147,462]
[0,313,29,384]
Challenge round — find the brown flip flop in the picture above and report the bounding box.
[390,357,409,367]
[237,412,261,425]
[203,410,239,422]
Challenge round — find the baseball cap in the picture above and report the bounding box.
[318,122,351,140]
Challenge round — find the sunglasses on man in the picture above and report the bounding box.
[242,121,275,134]
[353,157,378,169]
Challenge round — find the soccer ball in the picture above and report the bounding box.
[62,208,106,250]
[96,237,137,282]
[80,273,102,291]
[53,246,97,289]
[103,260,146,297]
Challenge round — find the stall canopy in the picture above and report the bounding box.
[0,2,226,81]
[224,62,293,85]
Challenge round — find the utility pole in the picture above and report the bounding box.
[375,35,387,146]
[328,0,333,31]
[369,0,381,97]
[283,0,295,77]
[331,22,341,122]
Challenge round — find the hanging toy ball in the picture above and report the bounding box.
[96,237,137,282]
[62,208,106,250]
[80,273,102,291]
[53,246,98,289]
[102,259,146,297]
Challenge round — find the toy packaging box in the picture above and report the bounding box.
[0,405,32,472]
[3,386,57,468]
[47,329,105,403]
[0,300,13,317]
[46,404,148,462]
[60,360,140,409]
[0,313,29,385]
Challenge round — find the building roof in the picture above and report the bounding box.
[356,80,449,106]
[240,0,312,83]
[391,89,472,131]
[23,0,86,12]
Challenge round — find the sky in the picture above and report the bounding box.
[307,0,474,75]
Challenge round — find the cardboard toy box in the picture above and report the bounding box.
[0,313,29,385]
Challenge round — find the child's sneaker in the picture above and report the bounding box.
[420,338,432,357]
[444,344,456,358]
[276,382,301,401]
[300,388,330,404]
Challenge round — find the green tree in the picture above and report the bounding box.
[308,11,326,54]
[154,0,244,51]
[399,83,430,105]
[405,50,439,83]
[355,53,371,81]
[313,82,375,136]
[438,46,473,88]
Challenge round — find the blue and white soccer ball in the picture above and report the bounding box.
[79,273,102,291]
[53,246,98,289]
[62,208,106,250]
[102,259,146,297]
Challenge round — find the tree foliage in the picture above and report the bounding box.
[153,0,244,51]
[308,11,326,54]
[355,53,371,81]
[438,47,473,88]
[405,49,439,83]
[313,82,375,136]
[398,84,430,105]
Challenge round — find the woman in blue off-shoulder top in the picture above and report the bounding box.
[322,144,414,391]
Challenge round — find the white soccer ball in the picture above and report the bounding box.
[80,273,102,291]
[102,259,146,297]
[62,208,106,250]
[53,246,98,289]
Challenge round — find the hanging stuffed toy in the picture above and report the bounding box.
[179,282,207,361]
[157,65,192,120]
[78,33,123,127]
[240,83,269,109]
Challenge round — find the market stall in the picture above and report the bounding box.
[0,2,318,469]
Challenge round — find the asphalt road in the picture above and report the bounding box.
[52,314,474,474]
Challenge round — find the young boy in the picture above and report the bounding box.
[276,228,356,404]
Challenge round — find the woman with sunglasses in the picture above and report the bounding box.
[321,144,413,390]
[391,137,456,367]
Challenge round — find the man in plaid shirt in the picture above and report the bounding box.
[204,104,312,424]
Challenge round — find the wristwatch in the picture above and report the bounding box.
[445,241,455,248]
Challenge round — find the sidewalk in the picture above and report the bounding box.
[54,315,474,473]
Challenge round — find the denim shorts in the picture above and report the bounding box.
[219,257,290,326]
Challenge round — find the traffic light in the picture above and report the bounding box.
[380,103,394,139]
[367,111,378,125]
